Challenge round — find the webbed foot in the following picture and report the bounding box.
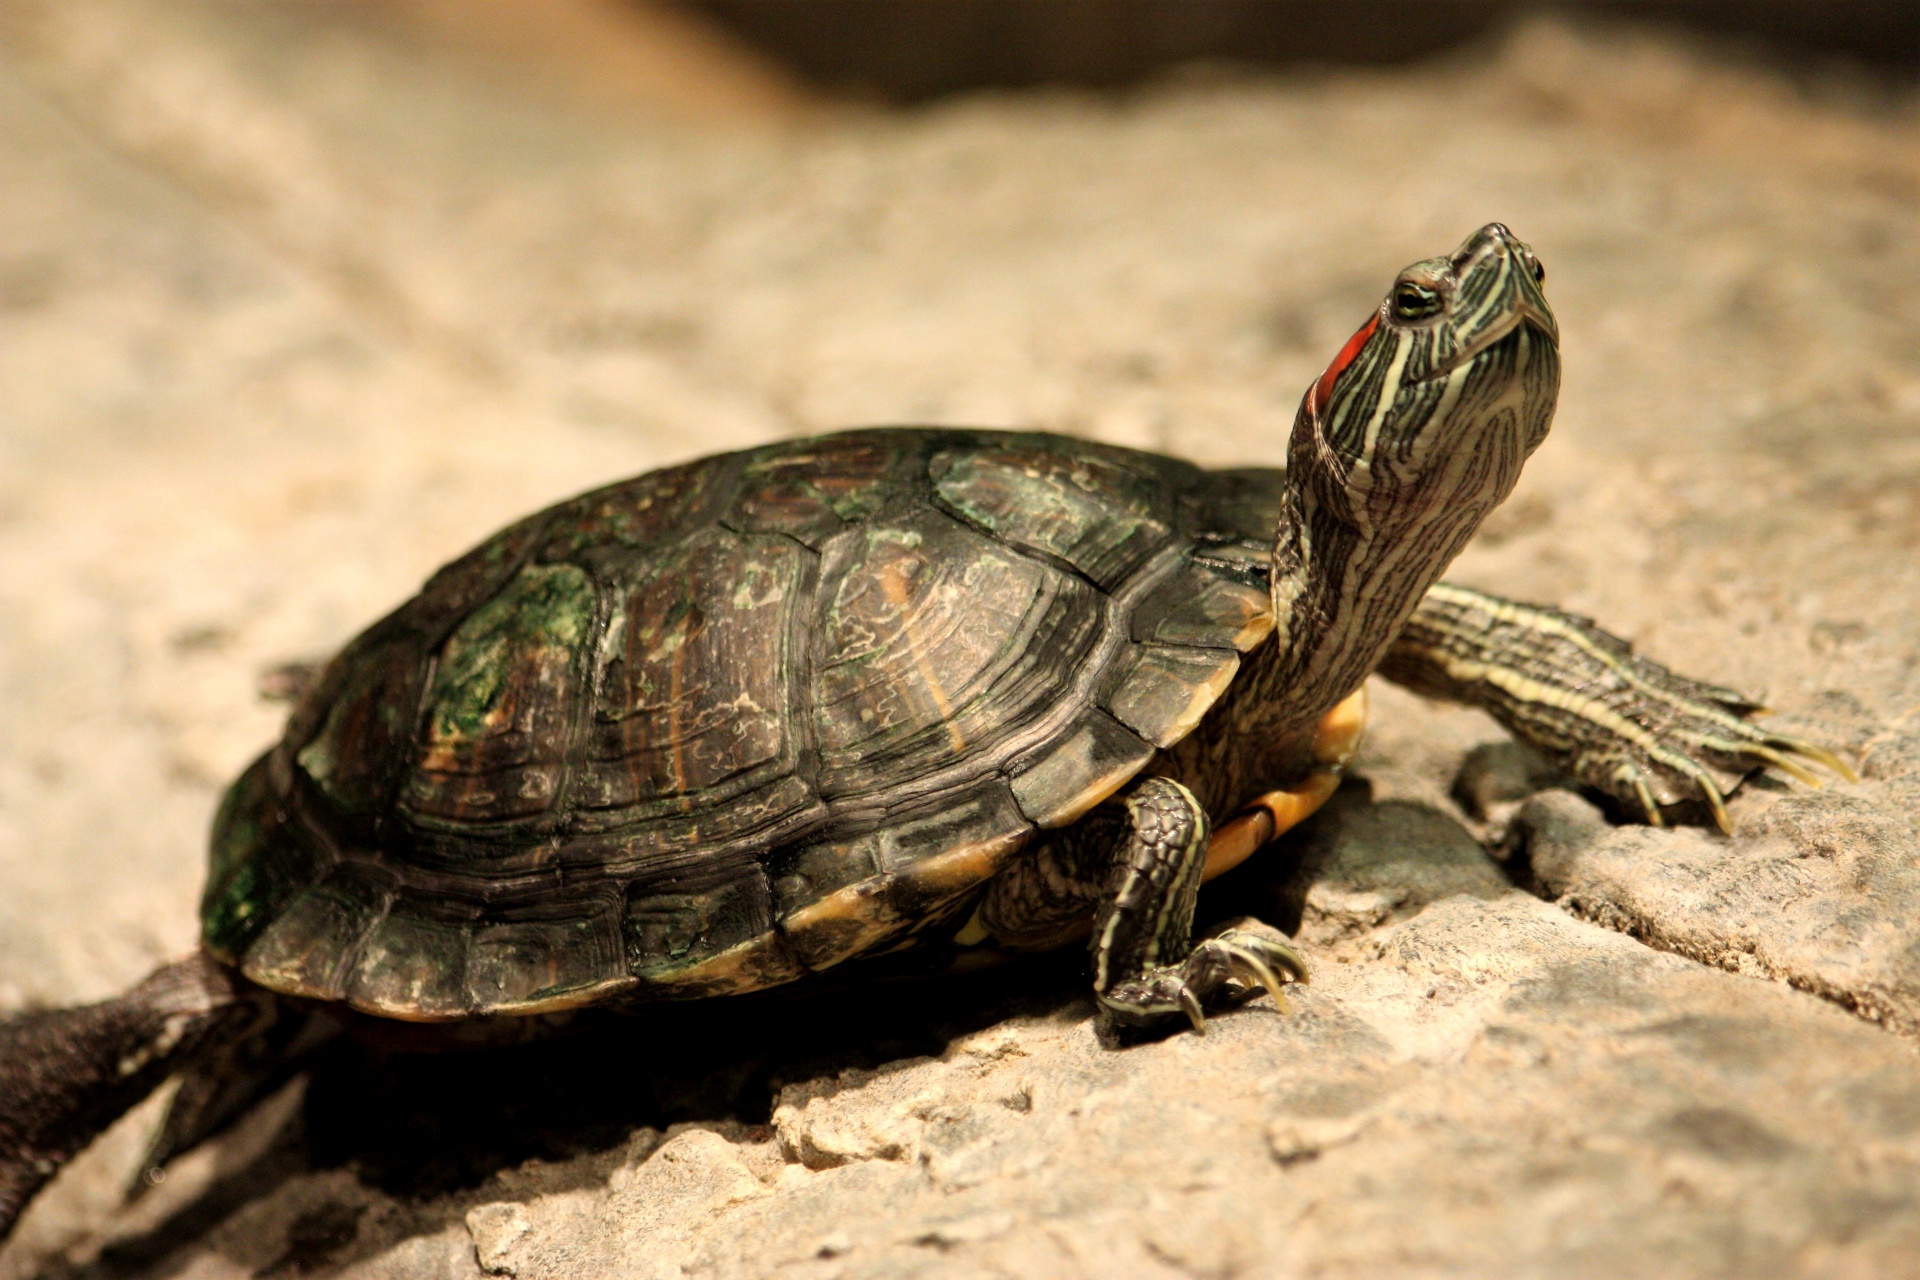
[1098,917,1309,1032]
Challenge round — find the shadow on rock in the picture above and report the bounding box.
[49,948,1095,1279]
[302,949,1090,1199]
[1205,778,1510,945]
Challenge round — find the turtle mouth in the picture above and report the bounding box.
[1420,300,1557,382]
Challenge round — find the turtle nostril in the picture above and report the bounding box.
[1453,223,1517,272]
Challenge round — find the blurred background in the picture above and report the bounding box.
[1,2,1917,1274]
[689,0,1920,95]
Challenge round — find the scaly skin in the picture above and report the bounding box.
[1379,583,1854,832]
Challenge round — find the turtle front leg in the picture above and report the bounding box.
[975,779,1307,1034]
[1087,779,1307,1034]
[1382,583,1856,833]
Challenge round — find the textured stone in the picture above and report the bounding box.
[2,3,1919,1278]
[1518,785,1920,1034]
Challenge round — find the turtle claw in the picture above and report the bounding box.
[1621,766,1666,829]
[1736,742,1825,788]
[1097,919,1308,1032]
[1219,939,1290,1010]
[1697,771,1733,838]
[1762,733,1859,785]
[1584,708,1855,835]
[1655,753,1734,835]
[1178,986,1207,1035]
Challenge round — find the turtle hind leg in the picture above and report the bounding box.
[0,952,269,1242]
[1383,583,1857,835]
[132,1001,337,1197]
[1090,779,1307,1037]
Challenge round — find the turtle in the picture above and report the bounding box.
[0,223,1851,1239]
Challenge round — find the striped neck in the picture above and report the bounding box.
[1256,222,1561,732]
[1263,445,1498,732]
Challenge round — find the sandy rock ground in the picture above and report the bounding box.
[1,2,1918,1276]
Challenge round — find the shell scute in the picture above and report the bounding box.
[201,752,312,961]
[533,460,711,565]
[293,631,433,817]
[567,774,828,881]
[1129,557,1273,654]
[774,782,1029,971]
[812,513,1104,796]
[1009,709,1157,828]
[576,527,808,817]
[402,562,596,825]
[464,898,627,1013]
[768,836,881,920]
[624,867,807,997]
[346,901,474,1020]
[931,441,1175,588]
[239,863,394,1004]
[286,510,554,820]
[1105,644,1243,748]
[727,434,902,545]
[1197,467,1287,542]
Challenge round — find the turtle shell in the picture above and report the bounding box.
[201,430,1279,1021]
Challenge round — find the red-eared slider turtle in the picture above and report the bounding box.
[0,224,1850,1237]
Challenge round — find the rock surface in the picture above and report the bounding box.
[1,2,1918,1276]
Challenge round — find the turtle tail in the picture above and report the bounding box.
[0,951,271,1242]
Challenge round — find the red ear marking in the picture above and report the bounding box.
[1309,313,1379,419]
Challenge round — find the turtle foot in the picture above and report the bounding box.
[1591,706,1856,836]
[1384,584,1857,836]
[1097,918,1309,1034]
[1545,669,1856,836]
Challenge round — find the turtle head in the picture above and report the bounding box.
[1269,223,1560,724]
[1292,222,1559,535]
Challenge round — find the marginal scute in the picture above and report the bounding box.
[774,781,1031,969]
[404,563,596,824]
[240,864,393,1003]
[770,839,882,919]
[932,442,1171,588]
[1009,710,1157,828]
[878,784,1031,920]
[201,752,312,961]
[464,898,628,1013]
[347,902,475,1020]
[629,933,807,1000]
[624,868,798,996]
[1105,644,1242,748]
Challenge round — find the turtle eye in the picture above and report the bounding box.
[1529,257,1546,285]
[1390,281,1444,322]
